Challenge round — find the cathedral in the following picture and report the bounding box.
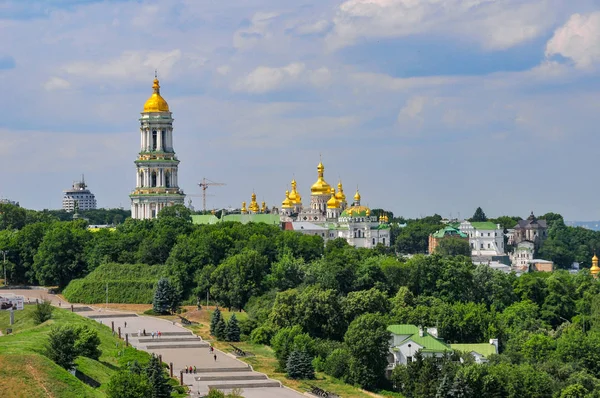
[130,75,185,219]
[241,161,391,248]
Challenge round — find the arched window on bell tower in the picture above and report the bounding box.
[165,171,171,188]
[151,171,157,187]
[140,171,145,187]
[152,130,157,151]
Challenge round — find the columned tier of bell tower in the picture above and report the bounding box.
[130,76,185,219]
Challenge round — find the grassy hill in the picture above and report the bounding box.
[0,305,150,398]
[63,263,167,304]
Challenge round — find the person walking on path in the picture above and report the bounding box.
[158,331,161,339]
[214,354,217,362]
[138,329,141,337]
[151,331,155,339]
[193,366,196,374]
[143,329,146,336]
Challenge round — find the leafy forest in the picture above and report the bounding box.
[1,203,600,396]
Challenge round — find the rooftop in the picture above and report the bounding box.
[450,343,496,358]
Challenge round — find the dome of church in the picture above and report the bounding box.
[335,181,346,202]
[289,179,302,204]
[327,188,339,209]
[341,205,371,218]
[311,162,332,194]
[281,190,293,208]
[353,189,361,202]
[143,77,170,113]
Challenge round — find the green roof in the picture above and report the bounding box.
[450,343,496,358]
[470,222,499,230]
[432,226,468,238]
[388,325,451,353]
[191,213,281,226]
[388,325,419,335]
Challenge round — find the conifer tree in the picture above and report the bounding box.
[471,207,487,222]
[145,354,172,398]
[215,317,227,340]
[286,350,315,379]
[153,278,175,315]
[225,314,241,342]
[210,308,222,337]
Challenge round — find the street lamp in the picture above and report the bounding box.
[0,250,8,286]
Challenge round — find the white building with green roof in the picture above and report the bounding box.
[459,221,505,256]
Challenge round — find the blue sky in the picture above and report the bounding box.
[1,0,600,220]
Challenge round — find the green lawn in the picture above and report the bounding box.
[0,305,185,398]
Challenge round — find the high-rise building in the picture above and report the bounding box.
[63,176,97,212]
[130,75,185,219]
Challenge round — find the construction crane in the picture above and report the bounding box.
[198,178,226,212]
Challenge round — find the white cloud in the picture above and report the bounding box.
[327,0,569,51]
[63,50,182,81]
[234,63,331,93]
[43,77,71,91]
[546,12,600,69]
[294,19,330,35]
[233,12,280,50]
[216,65,231,76]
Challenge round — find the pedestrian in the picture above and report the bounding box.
[138,329,141,337]
[189,366,192,373]
[193,366,196,374]
[58,302,61,307]
[124,321,127,328]
[185,367,188,374]
[158,331,161,339]
[143,329,146,336]
[214,354,217,362]
[151,331,155,339]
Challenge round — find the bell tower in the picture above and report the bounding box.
[130,74,185,219]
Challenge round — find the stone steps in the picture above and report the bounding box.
[137,337,201,343]
[197,372,267,381]
[87,314,138,319]
[207,380,282,389]
[145,342,209,350]
[194,366,251,373]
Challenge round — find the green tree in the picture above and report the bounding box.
[271,325,304,370]
[74,325,101,360]
[225,314,241,342]
[106,370,152,398]
[295,285,345,340]
[286,350,315,379]
[32,299,53,324]
[157,204,192,221]
[341,288,389,323]
[152,278,177,314]
[435,237,471,256]
[344,314,390,389]
[269,251,305,291]
[46,325,79,369]
[324,348,351,380]
[471,207,488,222]
[560,384,589,398]
[215,317,227,340]
[210,308,222,336]
[145,354,172,398]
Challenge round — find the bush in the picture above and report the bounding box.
[250,326,275,345]
[324,348,351,380]
[106,371,151,398]
[238,317,257,336]
[271,325,303,371]
[225,314,241,342]
[46,325,79,369]
[74,325,101,360]
[286,350,315,379]
[32,300,53,324]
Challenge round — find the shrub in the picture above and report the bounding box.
[250,326,274,345]
[74,325,101,360]
[324,348,351,380]
[106,371,151,398]
[286,350,315,379]
[271,325,303,371]
[32,300,53,324]
[46,325,79,369]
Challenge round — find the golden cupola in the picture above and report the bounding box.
[281,190,293,208]
[241,201,247,214]
[591,253,600,278]
[143,75,170,113]
[261,201,266,213]
[249,193,260,213]
[311,161,332,195]
[327,187,339,209]
[289,179,302,204]
[353,189,361,204]
[335,181,346,203]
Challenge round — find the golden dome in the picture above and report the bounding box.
[289,179,302,204]
[261,201,266,212]
[354,189,361,202]
[311,161,332,195]
[249,193,259,212]
[282,190,293,208]
[327,187,339,209]
[335,181,346,202]
[241,201,247,214]
[592,254,600,277]
[143,77,170,113]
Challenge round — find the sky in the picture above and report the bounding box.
[2,0,600,220]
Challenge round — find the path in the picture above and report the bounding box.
[4,289,304,398]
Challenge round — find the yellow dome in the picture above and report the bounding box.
[335,181,346,202]
[241,201,247,214]
[289,179,302,204]
[592,253,600,277]
[311,161,332,194]
[354,189,361,202]
[327,187,339,209]
[282,190,293,208]
[143,77,170,113]
[249,193,259,212]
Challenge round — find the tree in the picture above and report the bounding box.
[271,325,304,370]
[269,252,305,291]
[153,278,177,314]
[145,354,172,398]
[74,325,101,360]
[32,299,53,324]
[225,314,241,342]
[210,308,222,336]
[215,317,227,340]
[106,370,152,398]
[344,314,390,389]
[46,325,79,369]
[341,288,389,323]
[471,207,487,222]
[286,350,315,379]
[324,348,351,380]
[435,237,471,256]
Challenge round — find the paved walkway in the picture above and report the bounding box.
[4,289,304,398]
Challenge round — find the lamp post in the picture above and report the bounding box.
[1,250,8,286]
